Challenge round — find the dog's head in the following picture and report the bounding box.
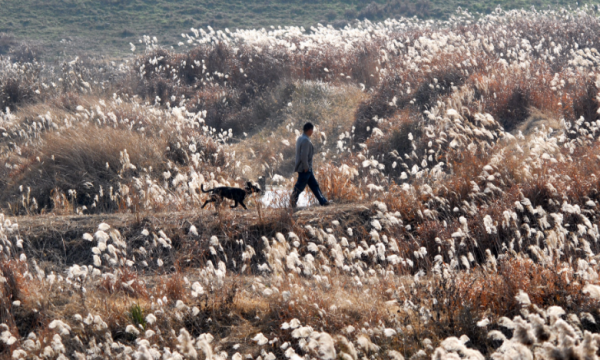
[245,181,262,194]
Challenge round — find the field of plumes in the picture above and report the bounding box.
[5,6,600,360]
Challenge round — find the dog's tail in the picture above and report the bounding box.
[201,184,213,193]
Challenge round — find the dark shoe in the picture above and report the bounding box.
[320,201,332,207]
[290,189,300,208]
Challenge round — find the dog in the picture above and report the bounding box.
[200,181,261,210]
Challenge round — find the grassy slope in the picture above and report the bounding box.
[0,0,596,58]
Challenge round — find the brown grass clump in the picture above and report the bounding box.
[156,272,189,302]
[0,260,28,326]
[98,267,149,299]
[2,127,167,214]
[316,163,363,204]
[380,183,426,224]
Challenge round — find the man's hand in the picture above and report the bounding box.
[304,169,308,173]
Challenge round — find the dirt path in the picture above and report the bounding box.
[10,203,374,268]
[13,202,371,234]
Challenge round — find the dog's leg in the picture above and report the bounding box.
[231,200,239,208]
[204,194,219,210]
[212,197,220,213]
[215,196,226,211]
[241,200,247,210]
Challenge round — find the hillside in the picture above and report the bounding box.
[0,0,596,58]
[4,6,600,360]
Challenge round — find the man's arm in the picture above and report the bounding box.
[300,138,310,172]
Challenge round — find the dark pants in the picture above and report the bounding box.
[291,170,328,206]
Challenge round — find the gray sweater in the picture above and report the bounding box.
[294,133,313,172]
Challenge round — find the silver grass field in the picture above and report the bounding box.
[3,6,600,360]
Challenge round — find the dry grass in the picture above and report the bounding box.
[3,9,600,360]
[316,163,364,204]
[3,254,598,359]
[231,82,366,181]
[2,126,167,214]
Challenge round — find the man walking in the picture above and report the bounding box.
[290,122,330,208]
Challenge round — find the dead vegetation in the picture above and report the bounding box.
[3,7,600,360]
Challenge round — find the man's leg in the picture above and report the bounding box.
[307,172,328,205]
[290,172,309,208]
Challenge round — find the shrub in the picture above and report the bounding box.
[356,0,433,20]
[571,82,599,123]
[0,77,35,111]
[8,44,41,63]
[52,92,81,112]
[358,2,384,20]
[0,33,16,55]
[495,87,530,131]
[344,8,358,19]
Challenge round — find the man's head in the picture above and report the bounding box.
[303,122,314,137]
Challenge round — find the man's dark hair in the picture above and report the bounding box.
[303,122,314,132]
